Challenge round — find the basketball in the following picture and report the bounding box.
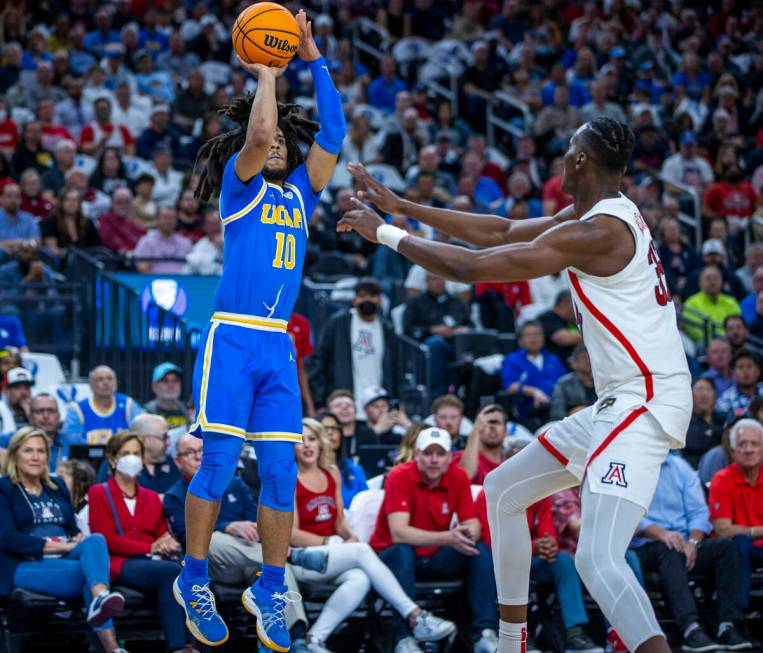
[232,2,301,68]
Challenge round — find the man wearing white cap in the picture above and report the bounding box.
[362,385,411,443]
[4,367,33,428]
[371,427,499,653]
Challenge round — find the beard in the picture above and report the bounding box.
[263,164,287,183]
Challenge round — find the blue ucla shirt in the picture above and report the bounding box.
[215,153,321,322]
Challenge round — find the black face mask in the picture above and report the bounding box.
[357,300,378,317]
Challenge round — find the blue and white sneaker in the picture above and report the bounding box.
[172,575,229,647]
[86,590,125,628]
[242,579,300,652]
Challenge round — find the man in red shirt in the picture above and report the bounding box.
[371,427,499,653]
[475,490,601,652]
[79,97,136,157]
[709,417,763,609]
[287,312,315,417]
[37,98,73,153]
[98,187,146,254]
[454,404,508,484]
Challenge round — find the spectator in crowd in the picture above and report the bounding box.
[682,238,746,301]
[0,182,40,253]
[130,414,179,495]
[709,418,763,612]
[683,265,741,342]
[0,242,59,300]
[172,70,210,134]
[716,351,763,418]
[700,338,734,396]
[88,431,192,653]
[287,311,315,419]
[704,146,758,231]
[684,378,724,470]
[134,51,175,105]
[404,273,470,398]
[89,147,129,195]
[502,321,566,426]
[326,390,375,457]
[740,267,763,325]
[724,314,750,356]
[660,131,714,193]
[537,290,582,365]
[111,82,150,142]
[0,427,128,653]
[4,366,33,428]
[533,85,582,154]
[735,244,763,295]
[12,121,53,174]
[175,190,203,241]
[157,31,201,83]
[313,278,398,410]
[164,433,314,652]
[475,489,602,653]
[367,56,406,113]
[131,173,158,230]
[56,459,96,521]
[454,404,510,484]
[361,385,411,444]
[84,8,121,58]
[580,78,627,124]
[42,186,101,258]
[19,168,53,220]
[656,216,698,294]
[79,97,135,157]
[0,316,27,351]
[748,291,763,340]
[424,394,473,447]
[144,362,188,438]
[63,365,142,446]
[28,392,65,472]
[371,427,498,653]
[98,187,147,254]
[136,106,180,161]
[134,205,192,274]
[631,452,752,651]
[550,344,596,420]
[147,146,184,206]
[294,419,456,653]
[37,98,73,153]
[184,207,222,275]
[41,139,77,194]
[317,410,368,508]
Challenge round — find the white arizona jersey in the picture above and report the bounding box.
[566,193,691,446]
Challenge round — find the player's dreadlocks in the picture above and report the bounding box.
[194,95,319,201]
[579,117,635,173]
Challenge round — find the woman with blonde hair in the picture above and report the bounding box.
[393,422,427,465]
[0,427,128,652]
[292,418,456,653]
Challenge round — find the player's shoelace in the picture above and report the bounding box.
[188,583,219,621]
[259,590,301,634]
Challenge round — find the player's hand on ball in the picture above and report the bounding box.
[337,197,384,242]
[348,162,403,214]
[237,56,286,79]
[295,10,321,62]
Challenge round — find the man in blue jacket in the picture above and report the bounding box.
[164,434,325,653]
[501,321,566,426]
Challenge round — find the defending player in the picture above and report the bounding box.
[340,118,691,653]
[173,11,346,651]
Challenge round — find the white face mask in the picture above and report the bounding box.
[116,453,143,478]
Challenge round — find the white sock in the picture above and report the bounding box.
[498,620,527,653]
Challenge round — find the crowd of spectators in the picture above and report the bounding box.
[2,0,763,651]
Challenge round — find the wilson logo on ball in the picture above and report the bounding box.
[263,34,298,54]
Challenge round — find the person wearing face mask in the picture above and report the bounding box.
[88,431,197,653]
[312,278,400,414]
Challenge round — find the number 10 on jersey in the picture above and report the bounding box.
[273,232,296,270]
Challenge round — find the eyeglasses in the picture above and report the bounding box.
[177,448,202,459]
[142,432,169,441]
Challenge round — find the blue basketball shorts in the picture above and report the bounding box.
[189,311,303,443]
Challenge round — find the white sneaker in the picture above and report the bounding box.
[394,636,424,653]
[411,610,457,642]
[474,628,499,653]
[306,637,335,653]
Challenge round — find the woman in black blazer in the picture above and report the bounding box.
[0,427,128,653]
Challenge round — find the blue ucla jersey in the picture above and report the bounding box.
[215,153,321,321]
[72,393,135,445]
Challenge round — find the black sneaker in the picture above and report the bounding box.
[682,629,718,652]
[566,627,603,653]
[717,625,754,651]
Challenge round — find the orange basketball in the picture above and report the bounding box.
[232,2,301,68]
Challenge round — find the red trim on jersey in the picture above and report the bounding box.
[538,430,569,466]
[567,270,654,401]
[584,405,648,474]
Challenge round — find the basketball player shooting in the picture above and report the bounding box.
[173,10,346,652]
[340,118,691,653]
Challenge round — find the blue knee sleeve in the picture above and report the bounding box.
[254,441,297,512]
[188,434,241,502]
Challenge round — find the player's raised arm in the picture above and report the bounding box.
[348,162,576,248]
[296,10,347,193]
[234,59,285,183]
[338,199,633,283]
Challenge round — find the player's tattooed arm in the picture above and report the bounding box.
[348,162,577,248]
[339,203,634,283]
[234,58,284,182]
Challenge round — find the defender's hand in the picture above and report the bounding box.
[296,10,321,62]
[348,162,404,214]
[337,198,385,243]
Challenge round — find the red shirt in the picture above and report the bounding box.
[704,181,758,220]
[542,175,572,213]
[296,468,339,537]
[475,281,531,313]
[88,477,168,579]
[41,124,74,152]
[0,120,19,153]
[451,450,504,485]
[21,194,54,219]
[98,211,147,253]
[370,460,477,557]
[475,489,557,552]
[80,122,135,150]
[288,312,313,367]
[708,463,763,547]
